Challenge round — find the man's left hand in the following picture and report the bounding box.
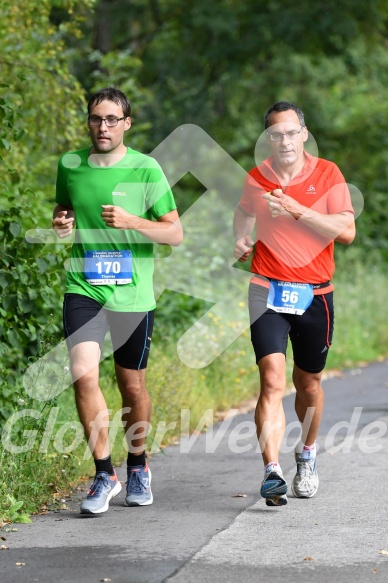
[101,205,140,229]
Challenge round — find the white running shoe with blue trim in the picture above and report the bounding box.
[291,452,319,498]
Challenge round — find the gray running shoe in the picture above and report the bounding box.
[80,470,122,514]
[291,452,319,498]
[125,464,153,506]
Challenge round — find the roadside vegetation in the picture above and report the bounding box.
[1,253,388,524]
[1,0,388,523]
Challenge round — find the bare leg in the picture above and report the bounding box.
[291,365,322,498]
[115,364,151,454]
[293,365,324,446]
[255,353,287,465]
[69,341,110,460]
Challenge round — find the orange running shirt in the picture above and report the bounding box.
[239,153,354,285]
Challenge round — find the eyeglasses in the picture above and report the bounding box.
[88,115,125,127]
[267,127,305,141]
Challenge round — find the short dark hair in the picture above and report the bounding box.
[264,101,305,129]
[87,86,131,118]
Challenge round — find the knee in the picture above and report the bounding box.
[71,362,98,388]
[260,369,285,400]
[293,371,321,397]
[121,379,147,403]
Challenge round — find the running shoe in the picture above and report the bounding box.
[260,470,288,507]
[125,463,153,506]
[291,451,319,498]
[80,470,122,514]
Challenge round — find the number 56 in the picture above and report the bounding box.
[282,290,299,304]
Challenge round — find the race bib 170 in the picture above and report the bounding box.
[84,250,132,285]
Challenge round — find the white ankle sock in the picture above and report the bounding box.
[265,462,282,476]
[299,442,316,460]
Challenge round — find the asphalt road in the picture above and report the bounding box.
[2,360,388,583]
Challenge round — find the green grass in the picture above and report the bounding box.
[327,265,388,368]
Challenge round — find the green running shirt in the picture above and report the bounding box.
[55,146,177,312]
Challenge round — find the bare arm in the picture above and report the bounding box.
[298,208,355,244]
[262,189,356,245]
[100,206,183,247]
[52,204,75,238]
[233,205,256,262]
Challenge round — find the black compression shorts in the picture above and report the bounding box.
[248,283,334,373]
[63,293,155,370]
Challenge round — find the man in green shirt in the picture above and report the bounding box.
[52,86,182,514]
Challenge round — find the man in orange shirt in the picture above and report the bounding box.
[234,101,355,506]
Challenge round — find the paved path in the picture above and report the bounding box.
[2,360,388,583]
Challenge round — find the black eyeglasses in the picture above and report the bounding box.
[88,115,125,127]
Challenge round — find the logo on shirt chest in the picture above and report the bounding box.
[112,191,126,197]
[306,184,316,194]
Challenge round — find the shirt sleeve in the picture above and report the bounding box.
[145,159,177,219]
[325,163,354,215]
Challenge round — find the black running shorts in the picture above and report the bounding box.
[248,283,334,373]
[63,293,155,370]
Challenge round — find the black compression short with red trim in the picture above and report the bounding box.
[248,283,334,373]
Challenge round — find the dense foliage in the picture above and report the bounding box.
[0,0,94,422]
[69,0,388,253]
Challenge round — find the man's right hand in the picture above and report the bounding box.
[52,210,74,238]
[234,235,254,262]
